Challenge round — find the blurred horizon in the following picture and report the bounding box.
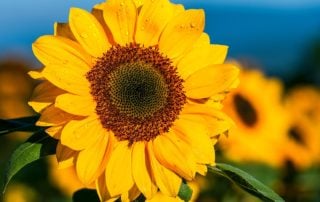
[1,0,320,78]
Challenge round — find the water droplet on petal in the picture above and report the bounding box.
[80,33,88,38]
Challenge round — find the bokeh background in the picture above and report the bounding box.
[1,0,320,201]
[2,0,320,77]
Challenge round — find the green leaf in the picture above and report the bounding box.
[1,131,58,193]
[0,115,43,136]
[178,182,193,202]
[208,163,284,202]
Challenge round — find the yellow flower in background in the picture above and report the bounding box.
[219,68,288,167]
[0,60,36,140]
[0,60,35,119]
[28,0,239,200]
[3,183,38,202]
[48,156,84,197]
[283,86,320,169]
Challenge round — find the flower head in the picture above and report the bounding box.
[219,68,288,167]
[29,0,239,200]
[283,86,320,168]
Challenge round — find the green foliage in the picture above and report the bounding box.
[178,182,193,202]
[2,131,57,193]
[208,163,284,202]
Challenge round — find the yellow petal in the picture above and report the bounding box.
[146,192,183,202]
[105,141,134,197]
[207,120,232,137]
[56,142,77,169]
[181,104,234,137]
[96,175,117,202]
[45,125,63,139]
[128,185,141,201]
[120,185,141,202]
[93,2,107,10]
[135,0,174,46]
[30,81,65,103]
[32,35,92,68]
[69,8,110,57]
[60,115,102,150]
[28,70,43,79]
[172,4,185,16]
[91,8,115,44]
[132,0,144,8]
[29,81,65,112]
[147,142,181,196]
[196,164,208,176]
[194,33,210,47]
[178,44,228,80]
[55,93,96,116]
[159,9,204,59]
[103,0,137,45]
[41,65,90,96]
[54,22,76,40]
[174,114,215,165]
[28,101,51,113]
[76,134,109,185]
[153,132,196,180]
[37,104,79,127]
[184,64,239,99]
[209,45,228,64]
[132,142,157,199]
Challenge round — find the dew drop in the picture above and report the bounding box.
[80,33,88,38]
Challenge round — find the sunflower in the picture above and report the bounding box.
[219,68,288,167]
[283,86,320,168]
[28,0,239,200]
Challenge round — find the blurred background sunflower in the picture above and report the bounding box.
[218,67,289,168]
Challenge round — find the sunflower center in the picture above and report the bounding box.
[108,62,168,119]
[86,44,186,143]
[288,126,306,146]
[234,94,258,127]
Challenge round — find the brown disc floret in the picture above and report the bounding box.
[86,44,186,143]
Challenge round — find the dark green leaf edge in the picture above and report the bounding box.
[208,163,284,202]
[1,131,57,193]
[0,115,43,136]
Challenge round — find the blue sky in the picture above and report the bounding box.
[179,0,320,8]
[1,0,320,77]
